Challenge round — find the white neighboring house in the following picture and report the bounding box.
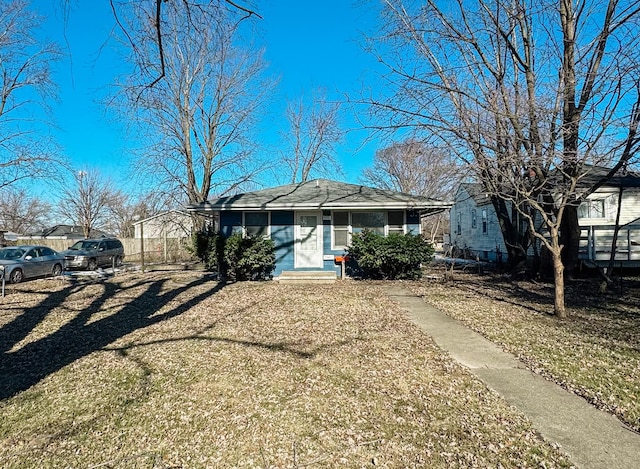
[449,183,506,262]
[449,167,640,267]
[133,210,193,239]
[577,168,640,267]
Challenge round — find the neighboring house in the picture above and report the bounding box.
[577,167,640,268]
[188,179,452,279]
[132,210,194,239]
[450,167,640,267]
[19,225,113,240]
[449,183,506,262]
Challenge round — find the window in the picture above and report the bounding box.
[578,199,605,219]
[244,212,269,237]
[333,211,349,248]
[456,212,462,235]
[471,209,477,229]
[332,210,411,249]
[387,211,405,235]
[352,212,385,235]
[482,209,488,234]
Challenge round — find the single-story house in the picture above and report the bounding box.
[450,167,640,267]
[188,179,452,279]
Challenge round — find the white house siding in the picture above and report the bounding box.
[580,188,640,225]
[451,183,640,266]
[449,185,506,262]
[133,212,193,239]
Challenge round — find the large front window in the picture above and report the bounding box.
[352,212,385,235]
[332,211,407,249]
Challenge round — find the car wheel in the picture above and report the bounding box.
[52,263,63,277]
[114,256,123,267]
[10,268,23,284]
[87,258,98,271]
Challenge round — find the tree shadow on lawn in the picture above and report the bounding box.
[450,274,555,315]
[447,274,640,351]
[0,275,224,400]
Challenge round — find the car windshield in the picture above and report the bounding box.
[0,248,26,260]
[70,241,99,250]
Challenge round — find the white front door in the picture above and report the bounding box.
[295,211,323,268]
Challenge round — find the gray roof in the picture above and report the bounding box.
[458,183,492,206]
[188,179,452,213]
[577,166,640,188]
[22,225,113,239]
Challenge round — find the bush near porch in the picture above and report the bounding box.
[347,230,435,280]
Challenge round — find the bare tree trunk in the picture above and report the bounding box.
[560,204,581,279]
[552,249,567,318]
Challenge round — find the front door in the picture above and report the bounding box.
[294,211,323,268]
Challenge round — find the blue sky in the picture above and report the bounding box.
[33,1,385,197]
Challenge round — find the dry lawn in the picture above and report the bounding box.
[406,272,640,434]
[0,272,573,468]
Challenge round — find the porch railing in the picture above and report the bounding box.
[579,224,640,262]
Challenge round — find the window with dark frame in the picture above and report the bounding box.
[387,210,405,235]
[333,211,349,248]
[244,212,269,237]
[352,212,385,235]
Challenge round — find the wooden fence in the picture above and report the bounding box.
[15,237,195,264]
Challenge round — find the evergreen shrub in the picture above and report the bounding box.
[347,230,434,280]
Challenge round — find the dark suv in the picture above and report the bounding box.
[62,238,125,270]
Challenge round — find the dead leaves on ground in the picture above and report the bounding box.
[0,273,573,468]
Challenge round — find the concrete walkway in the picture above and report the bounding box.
[381,285,640,469]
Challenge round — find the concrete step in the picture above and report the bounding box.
[277,270,337,284]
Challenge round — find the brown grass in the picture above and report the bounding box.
[405,272,640,434]
[0,272,572,468]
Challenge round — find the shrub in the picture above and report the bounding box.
[221,233,276,281]
[347,230,434,280]
[189,231,220,270]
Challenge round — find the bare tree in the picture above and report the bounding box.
[365,0,640,316]
[362,138,464,243]
[282,92,343,183]
[57,169,118,238]
[0,0,62,190]
[363,139,462,196]
[0,187,52,233]
[106,191,166,238]
[108,0,261,87]
[115,1,272,230]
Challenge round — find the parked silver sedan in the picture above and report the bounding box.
[0,246,64,284]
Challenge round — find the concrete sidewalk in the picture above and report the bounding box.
[381,285,640,469]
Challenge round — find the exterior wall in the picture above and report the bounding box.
[271,211,295,276]
[579,188,640,266]
[449,186,506,261]
[218,208,422,278]
[450,184,640,265]
[580,188,640,226]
